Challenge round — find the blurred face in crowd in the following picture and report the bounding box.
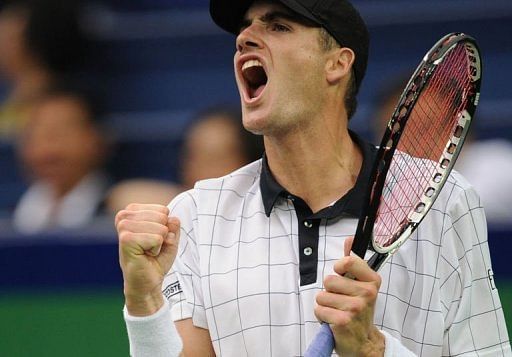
[18,95,106,196]
[181,114,248,188]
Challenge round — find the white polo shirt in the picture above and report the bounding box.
[165,136,511,356]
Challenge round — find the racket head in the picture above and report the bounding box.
[353,33,482,259]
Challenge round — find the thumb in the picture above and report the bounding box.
[344,236,354,257]
[158,217,181,265]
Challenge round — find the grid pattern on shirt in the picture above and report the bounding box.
[164,161,511,357]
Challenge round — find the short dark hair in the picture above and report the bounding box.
[1,0,89,74]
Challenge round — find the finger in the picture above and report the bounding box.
[314,304,351,327]
[167,216,181,234]
[115,209,167,227]
[333,255,380,283]
[120,232,165,257]
[161,218,180,256]
[165,231,179,247]
[125,203,170,213]
[344,236,354,256]
[323,273,376,298]
[316,290,365,314]
[117,219,169,236]
[115,203,169,225]
[116,209,169,228]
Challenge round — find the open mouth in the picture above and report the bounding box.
[241,59,268,100]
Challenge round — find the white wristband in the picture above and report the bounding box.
[123,299,182,357]
[381,330,417,357]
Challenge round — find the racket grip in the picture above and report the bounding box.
[304,323,335,357]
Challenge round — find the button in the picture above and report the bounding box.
[287,195,295,202]
[304,220,313,228]
[304,247,313,256]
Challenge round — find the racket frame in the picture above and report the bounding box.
[351,33,482,270]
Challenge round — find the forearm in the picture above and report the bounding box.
[333,325,385,357]
[124,283,165,316]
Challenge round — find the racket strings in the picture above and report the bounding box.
[374,43,473,248]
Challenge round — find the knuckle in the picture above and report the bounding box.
[118,231,132,244]
[350,299,365,314]
[374,273,382,287]
[157,212,169,225]
[114,210,127,225]
[332,313,349,327]
[323,274,336,288]
[344,255,356,267]
[125,203,139,211]
[363,283,378,299]
[315,291,327,304]
[313,305,323,320]
[158,225,169,237]
[117,219,130,231]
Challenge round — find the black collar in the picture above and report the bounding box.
[260,131,377,219]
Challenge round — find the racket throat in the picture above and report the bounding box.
[367,252,389,271]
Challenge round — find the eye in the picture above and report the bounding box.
[270,22,290,32]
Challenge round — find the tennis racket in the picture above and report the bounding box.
[305,32,482,357]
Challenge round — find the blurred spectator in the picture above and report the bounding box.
[373,73,512,225]
[12,86,111,234]
[106,105,264,212]
[0,0,89,140]
[180,106,263,189]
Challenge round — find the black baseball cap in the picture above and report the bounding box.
[210,0,370,92]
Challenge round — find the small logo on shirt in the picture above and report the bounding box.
[487,269,496,290]
[163,281,182,298]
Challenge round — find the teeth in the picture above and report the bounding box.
[242,59,263,71]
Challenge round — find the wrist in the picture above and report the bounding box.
[359,327,385,357]
[124,286,165,317]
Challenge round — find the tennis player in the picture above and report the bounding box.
[116,0,511,356]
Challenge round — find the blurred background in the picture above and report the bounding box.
[0,0,510,355]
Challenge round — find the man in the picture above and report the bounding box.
[116,0,511,356]
[14,87,110,233]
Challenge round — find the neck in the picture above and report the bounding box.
[264,115,363,213]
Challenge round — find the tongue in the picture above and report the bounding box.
[253,84,265,98]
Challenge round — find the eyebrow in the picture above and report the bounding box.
[238,10,318,32]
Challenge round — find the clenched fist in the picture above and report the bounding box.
[115,203,180,316]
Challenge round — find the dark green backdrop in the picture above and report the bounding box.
[1,283,510,357]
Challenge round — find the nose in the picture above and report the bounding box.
[236,25,263,53]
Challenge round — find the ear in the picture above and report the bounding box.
[325,47,355,85]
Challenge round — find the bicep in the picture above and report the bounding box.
[175,319,215,357]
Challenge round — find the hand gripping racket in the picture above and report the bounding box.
[305,32,482,357]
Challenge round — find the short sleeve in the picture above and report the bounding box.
[162,190,209,329]
[439,180,511,355]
